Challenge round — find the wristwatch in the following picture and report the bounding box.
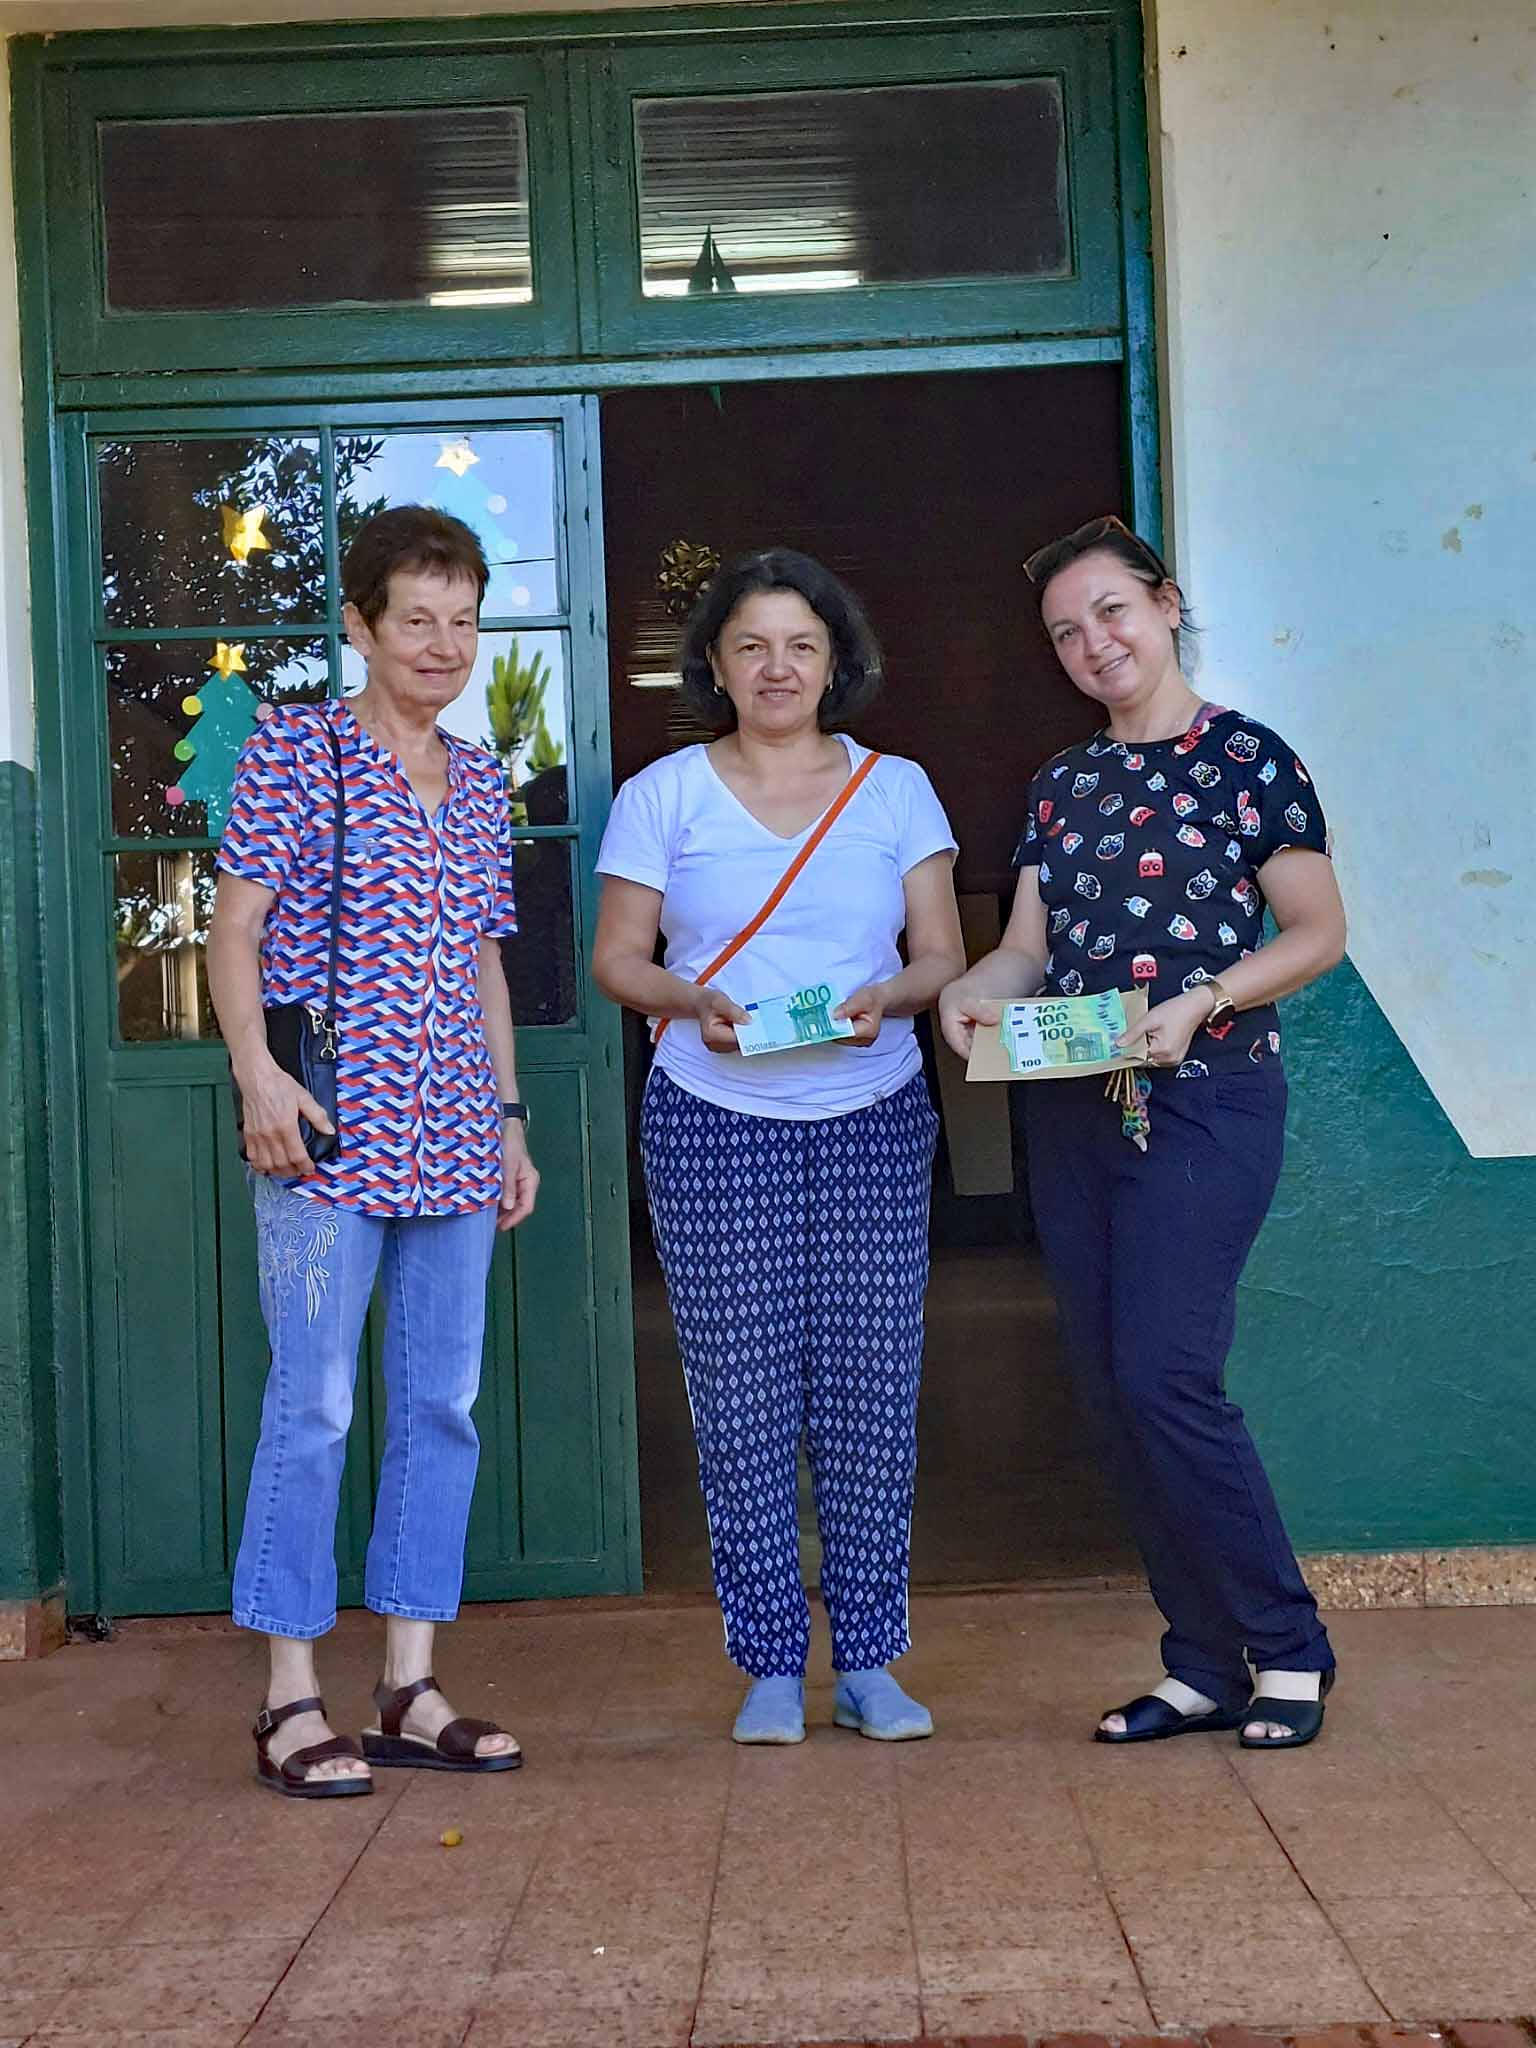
[501,1100,530,1127]
[1203,978,1237,1030]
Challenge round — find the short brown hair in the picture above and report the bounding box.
[341,505,489,628]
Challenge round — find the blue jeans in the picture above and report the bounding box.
[232,1176,499,1640]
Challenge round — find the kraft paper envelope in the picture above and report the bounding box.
[965,986,1150,1083]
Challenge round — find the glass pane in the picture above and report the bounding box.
[636,79,1068,297]
[500,843,577,1028]
[98,437,325,630]
[337,430,559,619]
[108,639,329,841]
[342,628,570,827]
[113,843,573,1038]
[115,848,219,1042]
[101,108,531,314]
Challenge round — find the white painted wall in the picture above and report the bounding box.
[1150,0,1536,1156]
[0,38,33,769]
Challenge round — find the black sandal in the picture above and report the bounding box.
[1237,1669,1336,1751]
[1094,1692,1252,1745]
[362,1675,522,1773]
[253,1695,372,1799]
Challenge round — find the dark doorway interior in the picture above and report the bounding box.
[602,366,1138,1593]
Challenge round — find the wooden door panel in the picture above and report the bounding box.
[468,1066,604,1583]
[104,1083,228,1607]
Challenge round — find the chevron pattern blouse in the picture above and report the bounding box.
[218,699,518,1216]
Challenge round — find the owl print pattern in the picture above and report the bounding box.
[1015,707,1328,1077]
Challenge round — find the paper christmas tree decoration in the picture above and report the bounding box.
[165,644,259,837]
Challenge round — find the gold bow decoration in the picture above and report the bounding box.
[656,540,722,623]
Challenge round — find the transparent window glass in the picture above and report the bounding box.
[116,848,219,1042]
[101,108,532,314]
[112,845,573,1038]
[341,628,569,825]
[636,78,1068,298]
[98,437,325,630]
[500,844,576,1027]
[337,429,559,620]
[109,639,329,841]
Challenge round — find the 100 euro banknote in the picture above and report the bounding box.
[735,984,857,1057]
[1001,990,1138,1076]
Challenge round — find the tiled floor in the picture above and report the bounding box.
[3,1590,1536,2046]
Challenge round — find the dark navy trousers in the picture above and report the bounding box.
[1025,1064,1333,1710]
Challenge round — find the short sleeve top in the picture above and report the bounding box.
[1014,705,1328,1077]
[597,736,956,1120]
[218,698,517,1215]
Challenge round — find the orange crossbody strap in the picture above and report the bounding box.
[653,750,884,1047]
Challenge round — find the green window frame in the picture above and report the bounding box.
[44,48,580,376]
[68,398,598,1055]
[32,3,1142,384]
[588,22,1121,359]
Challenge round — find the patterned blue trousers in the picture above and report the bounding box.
[641,1068,939,1678]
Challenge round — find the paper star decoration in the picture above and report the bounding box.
[436,438,480,477]
[221,503,272,564]
[207,642,249,679]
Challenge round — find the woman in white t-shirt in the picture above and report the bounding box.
[594,549,963,1747]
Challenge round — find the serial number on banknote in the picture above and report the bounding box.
[736,984,857,1057]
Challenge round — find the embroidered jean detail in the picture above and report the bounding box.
[232,1201,498,1637]
[253,1177,339,1326]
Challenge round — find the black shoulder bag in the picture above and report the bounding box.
[231,723,344,1167]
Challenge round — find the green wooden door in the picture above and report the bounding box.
[62,394,638,1616]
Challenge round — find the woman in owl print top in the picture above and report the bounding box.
[940,516,1347,1752]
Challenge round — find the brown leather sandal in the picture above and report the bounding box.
[362,1675,522,1773]
[253,1695,372,1799]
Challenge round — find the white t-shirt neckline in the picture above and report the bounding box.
[699,731,861,847]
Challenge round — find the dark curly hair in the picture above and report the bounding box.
[677,548,883,732]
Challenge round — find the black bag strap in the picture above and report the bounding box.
[322,721,345,1021]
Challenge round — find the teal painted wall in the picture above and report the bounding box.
[1237,957,1536,1553]
[0,758,62,1603]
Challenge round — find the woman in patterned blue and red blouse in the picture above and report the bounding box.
[208,507,537,1798]
[940,516,1348,1753]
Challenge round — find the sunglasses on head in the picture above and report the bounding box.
[1022,514,1173,588]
